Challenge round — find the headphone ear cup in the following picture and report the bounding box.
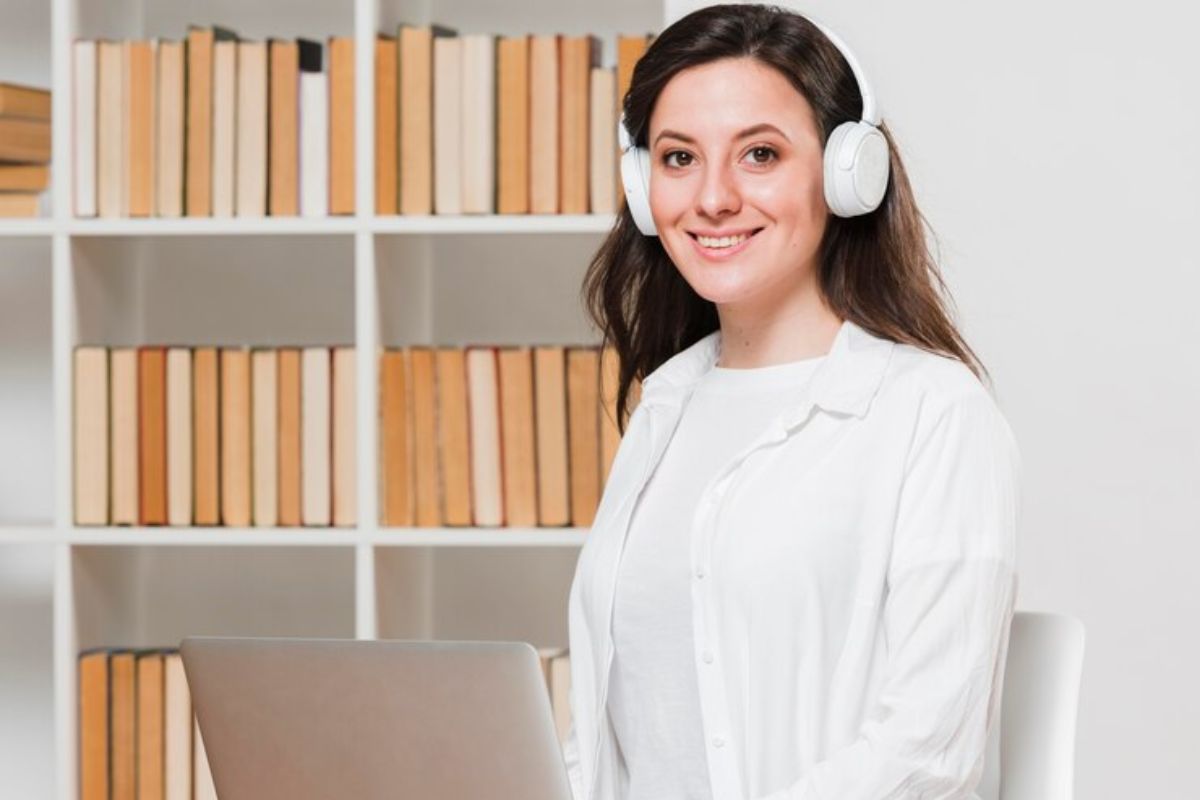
[823,121,890,217]
[621,144,658,236]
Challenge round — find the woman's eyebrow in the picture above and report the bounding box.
[653,123,792,146]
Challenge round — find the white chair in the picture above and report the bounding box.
[977,611,1086,800]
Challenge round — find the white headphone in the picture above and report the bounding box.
[618,12,891,236]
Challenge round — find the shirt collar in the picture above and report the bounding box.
[638,318,895,425]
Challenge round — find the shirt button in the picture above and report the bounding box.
[695,567,706,579]
[712,736,725,748]
[702,650,714,664]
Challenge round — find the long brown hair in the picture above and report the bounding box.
[582,3,988,433]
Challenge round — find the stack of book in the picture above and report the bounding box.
[374,27,653,215]
[72,346,357,527]
[73,29,355,218]
[78,649,216,800]
[0,82,51,217]
[79,645,572,800]
[380,344,638,528]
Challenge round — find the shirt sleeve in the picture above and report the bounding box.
[755,386,1021,800]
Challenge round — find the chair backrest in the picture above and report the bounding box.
[977,611,1086,800]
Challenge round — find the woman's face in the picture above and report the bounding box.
[647,57,829,311]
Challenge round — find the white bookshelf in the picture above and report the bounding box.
[0,0,677,795]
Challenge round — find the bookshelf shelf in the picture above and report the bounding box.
[0,0,678,794]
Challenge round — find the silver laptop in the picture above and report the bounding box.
[180,636,574,800]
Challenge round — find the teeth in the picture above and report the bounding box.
[696,232,751,249]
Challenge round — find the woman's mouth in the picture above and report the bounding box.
[687,228,764,260]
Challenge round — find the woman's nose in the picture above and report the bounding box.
[696,162,741,219]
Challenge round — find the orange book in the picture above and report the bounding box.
[156,41,185,217]
[567,347,601,526]
[398,24,454,215]
[0,81,50,119]
[269,39,299,216]
[436,348,472,525]
[111,651,136,800]
[558,35,600,214]
[186,27,215,216]
[277,349,303,526]
[0,192,39,216]
[374,35,398,215]
[221,348,252,526]
[79,650,112,800]
[496,36,530,214]
[380,349,413,526]
[528,35,559,214]
[138,347,167,525]
[126,40,155,216]
[192,347,220,525]
[534,346,569,526]
[329,37,355,215]
[409,348,440,526]
[0,117,50,162]
[136,651,166,800]
[616,35,651,198]
[497,347,538,526]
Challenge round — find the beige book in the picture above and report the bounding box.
[302,347,331,525]
[598,345,621,487]
[497,347,538,527]
[567,347,601,527]
[436,348,472,526]
[235,41,268,217]
[277,349,302,526]
[589,67,616,214]
[432,35,462,214]
[96,40,125,218]
[332,347,357,526]
[185,26,215,216]
[73,40,98,217]
[534,346,569,526]
[163,653,192,800]
[328,37,355,214]
[211,38,237,217]
[466,346,503,526]
[0,193,39,217]
[374,35,398,215]
[528,35,559,214]
[193,716,217,800]
[410,348,440,526]
[110,348,138,525]
[252,349,278,526]
[558,36,599,214]
[166,350,192,526]
[192,348,220,525]
[136,652,165,800]
[126,40,155,216]
[495,36,529,214]
[380,349,413,526]
[74,348,109,525]
[460,33,495,214]
[220,348,252,527]
[155,41,185,217]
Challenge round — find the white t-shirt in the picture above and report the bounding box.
[607,352,827,800]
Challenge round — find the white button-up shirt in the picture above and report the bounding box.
[563,318,1020,800]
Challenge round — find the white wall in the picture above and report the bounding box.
[667,1,1198,798]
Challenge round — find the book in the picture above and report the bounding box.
[332,346,356,526]
[220,347,252,526]
[466,346,503,526]
[193,716,217,800]
[436,347,472,525]
[126,40,155,216]
[398,24,455,214]
[268,38,299,216]
[460,34,495,214]
[155,40,185,217]
[616,35,651,199]
[166,348,192,525]
[96,40,125,217]
[497,347,538,526]
[298,39,328,217]
[528,35,559,214]
[111,650,136,800]
[0,81,50,119]
[328,36,355,215]
[74,347,109,525]
[410,348,440,526]
[301,347,331,525]
[73,40,97,216]
[432,34,462,214]
[589,67,617,214]
[235,40,268,217]
[185,27,215,216]
[534,346,569,526]
[0,117,50,162]
[380,349,413,525]
[110,348,138,525]
[192,347,220,525]
[567,347,601,526]
[559,35,600,214]
[0,193,39,217]
[495,36,530,214]
[277,348,302,526]
[373,35,398,215]
[163,653,192,800]
[79,650,112,800]
[136,651,166,800]
[211,35,238,217]
[138,347,168,525]
[252,348,279,526]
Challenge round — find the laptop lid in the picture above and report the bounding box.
[180,636,574,800]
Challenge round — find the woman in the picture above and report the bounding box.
[565,4,1020,800]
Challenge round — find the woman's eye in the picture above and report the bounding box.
[663,151,693,168]
[746,146,777,165]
